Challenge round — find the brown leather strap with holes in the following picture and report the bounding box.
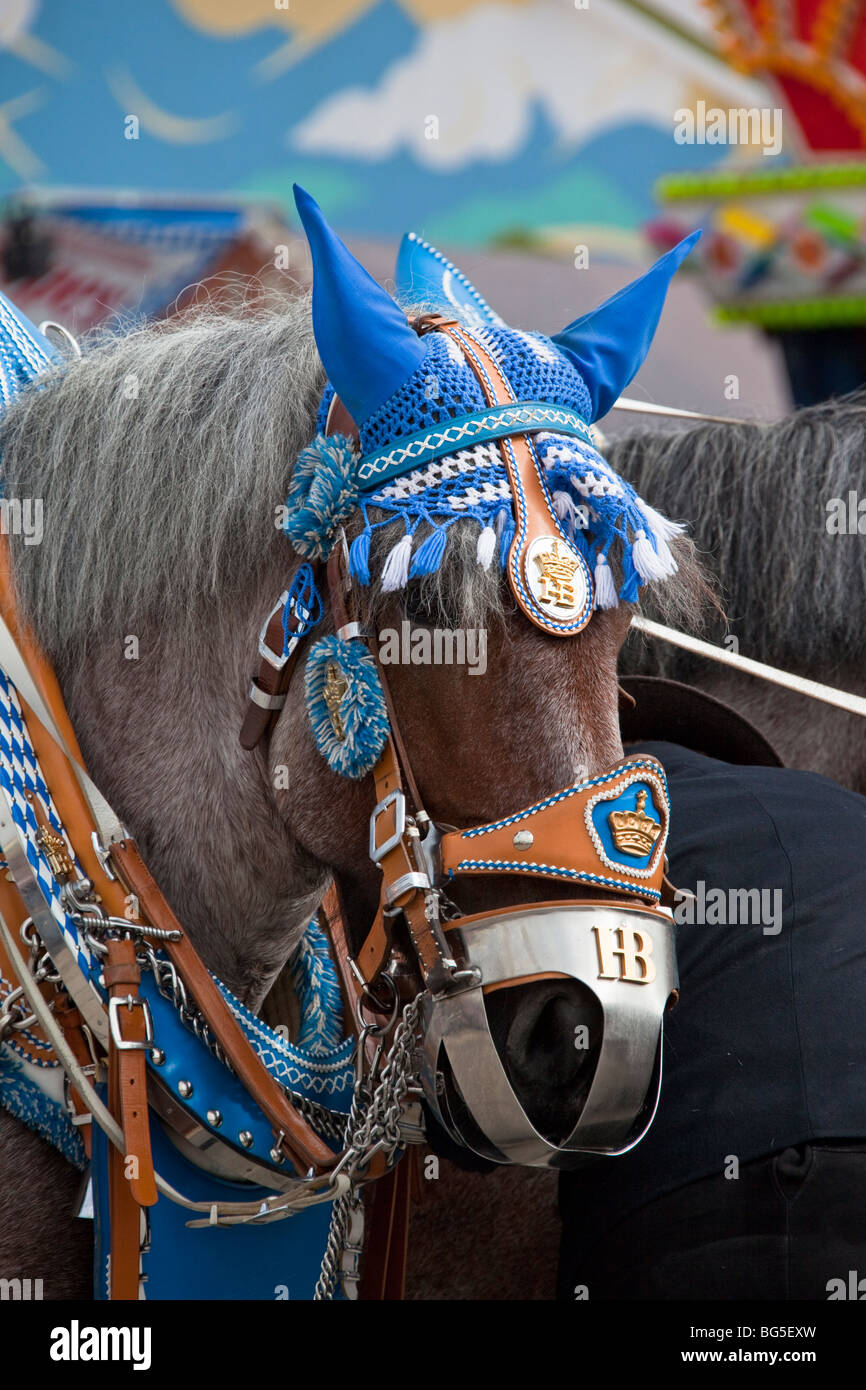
[107,1132,142,1300]
[104,937,157,1209]
[366,736,454,992]
[104,936,151,1300]
[109,838,337,1175]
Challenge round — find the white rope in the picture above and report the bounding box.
[612,395,751,427]
[632,617,866,718]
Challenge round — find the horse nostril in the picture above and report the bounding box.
[484,980,603,1146]
[523,993,583,1073]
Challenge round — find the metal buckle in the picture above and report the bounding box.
[90,831,117,882]
[108,995,154,1053]
[257,592,311,672]
[258,591,290,670]
[369,790,406,863]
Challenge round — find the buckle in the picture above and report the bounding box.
[108,995,154,1053]
[258,591,291,671]
[369,790,406,863]
[257,593,312,671]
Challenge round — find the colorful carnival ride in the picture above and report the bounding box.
[650,0,866,330]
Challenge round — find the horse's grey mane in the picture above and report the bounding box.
[0,294,326,656]
[610,393,866,681]
[0,295,708,656]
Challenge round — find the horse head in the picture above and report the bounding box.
[270,190,701,1163]
[0,195,704,1176]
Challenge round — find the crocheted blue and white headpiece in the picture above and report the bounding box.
[286,187,698,628]
[0,291,60,411]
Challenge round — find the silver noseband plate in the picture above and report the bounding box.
[420,902,677,1168]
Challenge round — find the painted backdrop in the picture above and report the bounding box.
[0,0,773,253]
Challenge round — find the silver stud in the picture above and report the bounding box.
[150,1048,165,1066]
[269,1146,285,1165]
[238,1130,254,1149]
[513,829,534,849]
[206,1109,222,1128]
[177,1079,193,1098]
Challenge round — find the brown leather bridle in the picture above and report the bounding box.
[240,314,677,1085]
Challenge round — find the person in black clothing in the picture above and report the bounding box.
[557,740,866,1301]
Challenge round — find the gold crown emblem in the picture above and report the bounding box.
[608,789,661,858]
[533,539,581,609]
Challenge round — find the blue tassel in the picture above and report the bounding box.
[499,518,516,568]
[349,531,371,585]
[285,434,359,559]
[292,917,346,1055]
[619,548,641,603]
[408,525,448,579]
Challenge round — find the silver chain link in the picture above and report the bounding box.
[0,917,60,1042]
[133,940,349,1141]
[314,991,424,1301]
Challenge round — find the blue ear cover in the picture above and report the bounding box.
[552,230,701,422]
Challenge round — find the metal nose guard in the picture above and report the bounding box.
[419,901,678,1168]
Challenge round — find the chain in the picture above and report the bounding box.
[314,991,424,1301]
[134,941,349,1142]
[0,918,60,1042]
[135,942,232,1068]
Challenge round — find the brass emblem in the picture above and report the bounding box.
[35,824,74,883]
[593,924,656,984]
[323,661,349,742]
[532,538,582,610]
[608,789,661,858]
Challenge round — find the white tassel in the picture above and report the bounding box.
[476,524,497,570]
[636,498,686,543]
[654,532,678,575]
[594,552,618,609]
[380,533,413,592]
[632,528,677,582]
[552,489,576,533]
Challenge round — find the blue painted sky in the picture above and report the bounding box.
[0,0,730,250]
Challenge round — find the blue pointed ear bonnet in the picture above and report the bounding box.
[287,186,698,634]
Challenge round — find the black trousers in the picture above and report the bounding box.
[557,1141,866,1300]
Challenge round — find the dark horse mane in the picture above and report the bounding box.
[611,390,866,688]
